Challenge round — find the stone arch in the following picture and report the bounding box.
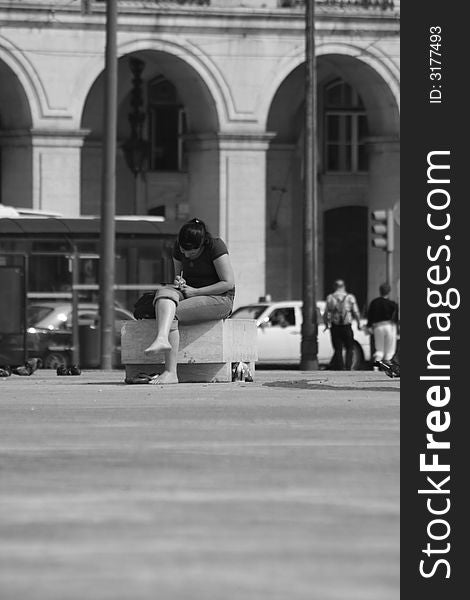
[76,38,226,132]
[260,41,400,135]
[314,43,400,136]
[264,42,400,303]
[0,47,35,207]
[0,45,36,129]
[79,43,223,217]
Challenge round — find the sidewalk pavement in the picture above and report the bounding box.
[0,368,399,600]
[1,365,400,393]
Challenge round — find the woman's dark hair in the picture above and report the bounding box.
[178,218,211,250]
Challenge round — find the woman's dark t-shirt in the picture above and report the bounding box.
[173,237,235,297]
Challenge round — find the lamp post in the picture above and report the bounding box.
[300,0,319,370]
[99,0,118,370]
[122,58,149,177]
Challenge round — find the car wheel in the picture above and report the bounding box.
[43,352,68,370]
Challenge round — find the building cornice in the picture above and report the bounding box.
[185,131,277,151]
[0,128,91,147]
[0,3,400,37]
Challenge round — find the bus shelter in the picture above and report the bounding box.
[0,216,179,367]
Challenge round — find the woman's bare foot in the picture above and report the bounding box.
[149,371,179,385]
[144,337,172,356]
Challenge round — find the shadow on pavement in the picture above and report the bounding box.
[263,379,399,393]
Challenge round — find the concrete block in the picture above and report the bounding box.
[121,319,257,382]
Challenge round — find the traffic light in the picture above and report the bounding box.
[371,209,394,252]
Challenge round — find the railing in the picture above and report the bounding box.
[0,0,398,11]
[279,0,396,8]
[93,0,396,7]
[91,0,211,5]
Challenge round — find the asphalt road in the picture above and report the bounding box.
[0,369,399,600]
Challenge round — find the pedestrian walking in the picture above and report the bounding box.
[323,279,361,370]
[366,282,399,368]
[142,217,235,384]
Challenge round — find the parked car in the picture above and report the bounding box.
[25,302,135,369]
[230,300,370,369]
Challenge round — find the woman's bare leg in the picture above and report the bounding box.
[144,298,175,355]
[150,329,179,384]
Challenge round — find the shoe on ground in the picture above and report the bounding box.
[389,362,400,377]
[125,373,153,384]
[245,370,254,383]
[232,361,251,381]
[374,360,391,373]
[0,366,12,378]
[12,364,33,376]
[25,358,42,373]
[374,360,399,378]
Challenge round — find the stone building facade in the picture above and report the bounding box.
[0,0,400,309]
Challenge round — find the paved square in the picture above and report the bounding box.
[0,369,399,600]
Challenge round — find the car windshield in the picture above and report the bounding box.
[231,305,268,320]
[27,306,55,327]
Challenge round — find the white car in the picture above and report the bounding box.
[230,300,370,369]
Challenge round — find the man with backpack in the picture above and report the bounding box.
[324,279,362,370]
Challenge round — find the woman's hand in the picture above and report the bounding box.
[180,284,198,298]
[174,275,186,289]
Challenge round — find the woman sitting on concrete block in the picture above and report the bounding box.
[144,218,235,384]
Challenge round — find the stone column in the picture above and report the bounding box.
[1,129,89,216]
[265,143,299,300]
[0,130,33,209]
[366,136,400,302]
[187,132,275,308]
[30,129,90,216]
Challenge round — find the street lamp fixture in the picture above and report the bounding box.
[122,57,149,178]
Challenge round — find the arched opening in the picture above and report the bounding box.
[265,53,399,305]
[0,59,33,207]
[80,49,220,220]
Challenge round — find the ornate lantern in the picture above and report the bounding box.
[122,57,149,177]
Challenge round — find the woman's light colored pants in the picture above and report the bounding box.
[153,286,233,330]
[373,321,397,361]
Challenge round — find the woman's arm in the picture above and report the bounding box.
[181,253,235,297]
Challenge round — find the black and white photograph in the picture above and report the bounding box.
[0,1,460,599]
[400,2,465,598]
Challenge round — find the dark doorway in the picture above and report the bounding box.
[324,206,368,312]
